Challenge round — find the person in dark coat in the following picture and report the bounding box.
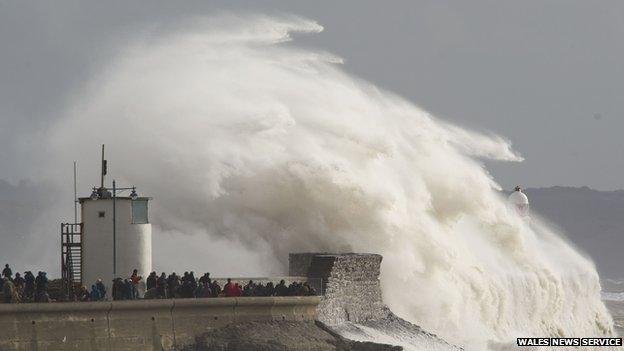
[287,282,302,296]
[35,272,48,292]
[77,286,90,302]
[123,279,132,300]
[302,282,316,296]
[243,280,255,297]
[252,282,265,296]
[90,284,102,301]
[13,273,25,297]
[23,271,35,302]
[112,278,124,300]
[34,272,49,302]
[264,282,275,297]
[167,273,179,298]
[188,272,197,297]
[156,273,167,298]
[96,279,106,300]
[146,272,157,291]
[199,272,211,286]
[210,280,221,297]
[2,264,12,280]
[275,280,288,296]
[179,272,191,298]
[199,282,212,298]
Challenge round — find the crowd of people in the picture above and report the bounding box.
[0,264,51,303]
[109,270,317,300]
[1,264,317,303]
[0,264,316,303]
[76,279,107,302]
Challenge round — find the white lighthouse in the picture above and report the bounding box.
[77,146,152,292]
[507,185,530,218]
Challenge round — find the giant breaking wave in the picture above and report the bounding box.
[50,14,613,349]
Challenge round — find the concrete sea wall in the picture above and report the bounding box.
[0,253,455,350]
[0,296,319,351]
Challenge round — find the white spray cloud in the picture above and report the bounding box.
[49,14,612,349]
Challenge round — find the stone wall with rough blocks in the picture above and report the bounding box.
[289,253,389,326]
[0,296,319,351]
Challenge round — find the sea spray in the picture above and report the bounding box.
[49,14,613,349]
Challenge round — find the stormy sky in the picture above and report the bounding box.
[1,1,623,277]
[2,1,623,190]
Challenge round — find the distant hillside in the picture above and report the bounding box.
[521,186,624,280]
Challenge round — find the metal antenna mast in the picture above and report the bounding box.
[100,144,106,189]
[73,161,78,223]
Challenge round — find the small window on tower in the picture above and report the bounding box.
[98,211,105,218]
[132,200,148,224]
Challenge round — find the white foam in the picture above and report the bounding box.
[47,14,614,350]
[333,321,457,351]
[603,292,624,302]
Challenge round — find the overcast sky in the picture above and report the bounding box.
[1,0,623,191]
